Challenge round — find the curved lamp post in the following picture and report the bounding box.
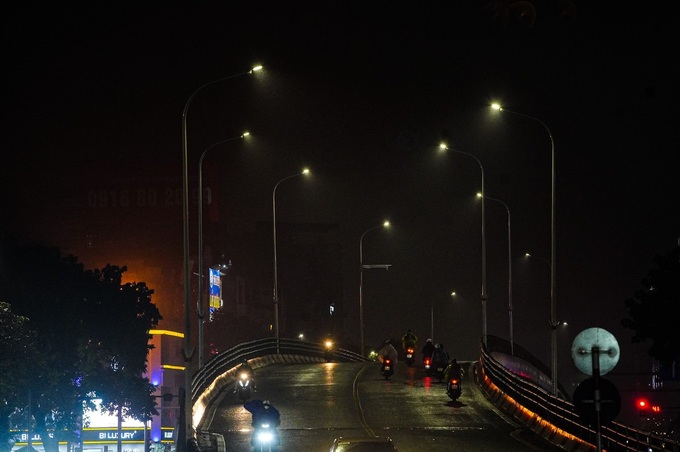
[491,103,558,395]
[273,168,310,354]
[359,220,390,356]
[431,291,456,341]
[479,193,513,355]
[197,132,250,368]
[180,65,261,450]
[439,144,487,348]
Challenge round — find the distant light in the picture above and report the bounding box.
[149,329,184,338]
[451,292,456,297]
[383,220,390,228]
[298,333,304,339]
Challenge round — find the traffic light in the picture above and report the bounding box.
[636,398,661,416]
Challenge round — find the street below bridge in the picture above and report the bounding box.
[200,360,564,451]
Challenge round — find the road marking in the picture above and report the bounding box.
[352,363,376,437]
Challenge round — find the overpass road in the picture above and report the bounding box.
[200,360,565,451]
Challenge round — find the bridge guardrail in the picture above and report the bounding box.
[191,337,367,402]
[480,343,680,451]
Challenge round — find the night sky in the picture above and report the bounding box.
[4,2,680,394]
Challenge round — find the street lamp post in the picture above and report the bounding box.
[359,221,390,357]
[439,144,487,348]
[431,292,456,341]
[197,132,249,368]
[491,103,558,395]
[479,193,513,355]
[273,168,310,354]
[180,65,261,451]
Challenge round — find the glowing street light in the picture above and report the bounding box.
[491,102,558,395]
[359,220,391,357]
[431,291,456,341]
[180,64,262,451]
[197,132,250,368]
[273,168,311,353]
[439,143,487,348]
[478,193,513,355]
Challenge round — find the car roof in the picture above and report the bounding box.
[330,436,397,451]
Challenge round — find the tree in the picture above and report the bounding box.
[622,245,680,365]
[0,302,42,452]
[0,238,161,452]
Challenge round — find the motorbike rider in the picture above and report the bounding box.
[235,358,257,391]
[421,338,435,359]
[431,343,449,367]
[377,339,398,364]
[444,357,463,381]
[401,329,418,352]
[244,399,281,427]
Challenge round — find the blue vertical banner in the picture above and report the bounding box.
[209,267,222,318]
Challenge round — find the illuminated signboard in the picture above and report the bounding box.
[12,428,175,445]
[209,267,222,317]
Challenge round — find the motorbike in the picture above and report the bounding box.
[423,356,432,375]
[432,359,447,382]
[446,375,462,400]
[235,371,253,402]
[380,357,394,379]
[404,346,415,366]
[251,420,280,452]
[324,339,334,362]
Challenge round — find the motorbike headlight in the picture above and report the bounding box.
[256,431,274,443]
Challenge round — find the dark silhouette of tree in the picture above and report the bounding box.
[622,244,680,365]
[0,302,42,451]
[0,238,161,452]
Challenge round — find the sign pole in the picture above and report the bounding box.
[592,346,602,452]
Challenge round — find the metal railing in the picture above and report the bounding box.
[191,337,367,402]
[480,343,680,451]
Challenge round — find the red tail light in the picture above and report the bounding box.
[450,378,459,385]
[384,358,392,365]
[407,347,414,354]
[424,357,431,366]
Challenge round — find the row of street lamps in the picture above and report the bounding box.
[178,67,559,449]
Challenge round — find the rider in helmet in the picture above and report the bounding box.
[431,343,449,367]
[401,329,418,352]
[236,357,257,391]
[377,339,398,363]
[444,357,463,381]
[421,338,435,358]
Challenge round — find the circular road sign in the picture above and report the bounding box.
[573,376,621,426]
[571,327,620,376]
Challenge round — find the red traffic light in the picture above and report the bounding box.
[637,399,648,409]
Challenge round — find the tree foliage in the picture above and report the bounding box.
[0,238,161,452]
[622,245,680,365]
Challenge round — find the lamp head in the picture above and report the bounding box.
[250,65,263,74]
[383,220,390,228]
[302,168,311,175]
[491,103,503,111]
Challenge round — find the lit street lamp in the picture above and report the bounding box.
[359,221,391,357]
[197,132,249,368]
[180,65,262,452]
[438,144,487,348]
[431,291,456,341]
[491,102,558,395]
[273,168,310,354]
[479,193,513,355]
